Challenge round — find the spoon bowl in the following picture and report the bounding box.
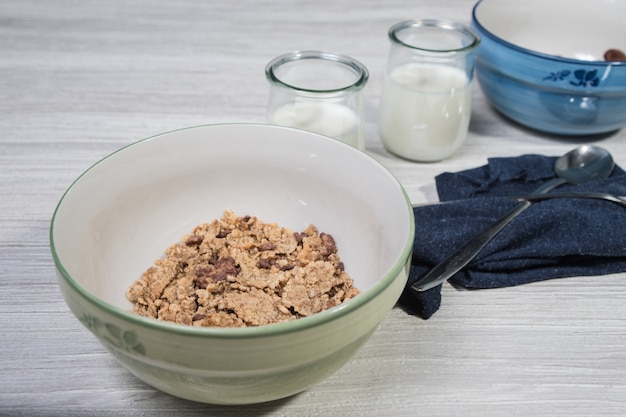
[555,145,614,184]
[533,145,614,193]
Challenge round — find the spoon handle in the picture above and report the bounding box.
[411,177,566,292]
[522,192,626,208]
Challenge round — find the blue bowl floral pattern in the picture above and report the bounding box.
[471,0,626,135]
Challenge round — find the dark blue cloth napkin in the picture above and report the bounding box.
[399,154,626,319]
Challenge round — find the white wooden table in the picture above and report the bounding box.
[2,1,625,416]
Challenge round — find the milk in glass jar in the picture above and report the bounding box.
[379,19,480,162]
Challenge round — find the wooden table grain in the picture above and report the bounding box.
[2,1,625,416]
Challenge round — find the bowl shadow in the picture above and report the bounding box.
[469,104,622,143]
[151,387,303,415]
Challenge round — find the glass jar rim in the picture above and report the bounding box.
[265,50,369,94]
[389,19,481,55]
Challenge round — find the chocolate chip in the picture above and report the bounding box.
[210,271,228,282]
[185,235,203,246]
[196,271,222,287]
[257,257,273,269]
[604,49,626,61]
[194,256,240,287]
[238,215,253,230]
[207,253,218,265]
[195,276,210,289]
[195,267,211,277]
[216,229,231,238]
[279,263,295,271]
[215,256,239,277]
[259,242,277,251]
[192,314,205,321]
[294,232,306,245]
[319,232,337,256]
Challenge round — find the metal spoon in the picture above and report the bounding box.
[521,192,626,207]
[411,145,615,292]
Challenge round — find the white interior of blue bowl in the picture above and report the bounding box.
[51,124,413,320]
[474,0,626,61]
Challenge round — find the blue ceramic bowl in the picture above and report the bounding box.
[471,0,626,136]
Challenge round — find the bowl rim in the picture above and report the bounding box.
[472,0,626,66]
[388,18,480,56]
[265,50,369,95]
[50,123,416,340]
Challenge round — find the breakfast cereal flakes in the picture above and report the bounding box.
[126,210,359,327]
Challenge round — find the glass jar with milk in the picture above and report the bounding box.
[379,19,480,162]
[265,51,369,150]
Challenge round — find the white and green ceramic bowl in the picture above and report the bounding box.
[50,124,415,405]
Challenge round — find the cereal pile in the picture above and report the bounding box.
[126,210,359,327]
